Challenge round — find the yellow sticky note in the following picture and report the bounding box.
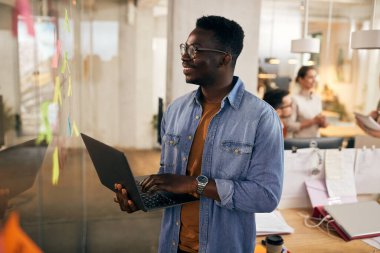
[67,76,72,97]
[53,76,62,105]
[52,147,59,185]
[64,8,71,33]
[72,121,80,137]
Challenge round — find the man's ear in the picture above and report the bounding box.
[220,54,232,66]
[276,108,282,117]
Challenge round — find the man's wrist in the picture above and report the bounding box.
[190,176,198,194]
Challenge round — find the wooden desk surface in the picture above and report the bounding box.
[320,124,365,138]
[256,208,375,253]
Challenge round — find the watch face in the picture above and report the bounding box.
[198,175,208,184]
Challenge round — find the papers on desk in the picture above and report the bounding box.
[305,178,357,208]
[325,149,357,199]
[354,148,380,194]
[280,147,380,208]
[255,210,294,236]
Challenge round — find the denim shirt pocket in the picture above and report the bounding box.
[214,140,253,179]
[161,133,181,170]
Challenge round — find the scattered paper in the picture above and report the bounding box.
[325,149,357,198]
[354,148,380,194]
[255,210,294,236]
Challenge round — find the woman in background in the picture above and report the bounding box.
[286,66,327,138]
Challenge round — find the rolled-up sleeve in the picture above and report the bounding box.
[215,108,284,213]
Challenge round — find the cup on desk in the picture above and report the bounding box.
[265,235,284,253]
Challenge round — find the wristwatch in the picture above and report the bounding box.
[196,175,209,195]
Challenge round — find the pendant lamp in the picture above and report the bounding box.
[291,0,320,53]
[351,0,380,49]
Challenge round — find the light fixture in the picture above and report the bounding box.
[266,0,280,64]
[351,0,380,49]
[291,0,320,53]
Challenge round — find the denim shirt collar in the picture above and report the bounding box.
[192,76,245,110]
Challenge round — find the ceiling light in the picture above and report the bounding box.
[291,0,320,54]
[351,0,380,49]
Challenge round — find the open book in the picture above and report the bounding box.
[256,210,294,236]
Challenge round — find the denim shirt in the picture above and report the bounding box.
[157,77,284,253]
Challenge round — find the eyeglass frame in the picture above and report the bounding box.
[278,102,293,110]
[180,43,229,59]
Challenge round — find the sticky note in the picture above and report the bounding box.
[51,40,61,69]
[67,115,72,136]
[72,121,80,137]
[67,76,72,96]
[53,76,62,106]
[64,8,71,33]
[3,212,42,253]
[52,146,59,185]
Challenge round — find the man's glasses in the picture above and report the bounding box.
[180,43,229,59]
[279,102,293,110]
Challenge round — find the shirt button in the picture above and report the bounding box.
[195,115,200,120]
[234,149,239,154]
[169,140,174,145]
[172,240,176,246]
[188,135,192,140]
[176,221,179,226]
[183,157,187,161]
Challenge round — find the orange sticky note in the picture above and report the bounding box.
[254,243,266,253]
[3,212,42,253]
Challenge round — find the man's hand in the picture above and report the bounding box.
[141,174,197,195]
[114,183,139,213]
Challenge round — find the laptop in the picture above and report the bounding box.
[81,133,198,212]
[324,201,380,240]
[0,139,48,199]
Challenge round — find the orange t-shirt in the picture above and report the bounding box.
[178,100,220,253]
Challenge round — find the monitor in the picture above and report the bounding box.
[284,137,343,150]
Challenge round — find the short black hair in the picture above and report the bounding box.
[196,15,244,66]
[263,89,290,110]
[296,66,315,83]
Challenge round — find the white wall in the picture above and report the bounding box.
[165,0,262,104]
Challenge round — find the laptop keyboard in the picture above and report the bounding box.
[140,191,176,209]
[136,181,176,209]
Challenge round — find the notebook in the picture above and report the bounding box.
[81,133,198,212]
[324,201,380,240]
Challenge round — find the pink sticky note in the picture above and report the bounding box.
[13,0,35,37]
[51,40,61,68]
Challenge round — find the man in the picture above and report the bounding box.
[263,89,293,137]
[115,16,283,253]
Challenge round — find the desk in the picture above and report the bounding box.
[256,208,375,253]
[320,124,365,138]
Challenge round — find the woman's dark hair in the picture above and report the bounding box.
[296,66,315,83]
[196,15,245,67]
